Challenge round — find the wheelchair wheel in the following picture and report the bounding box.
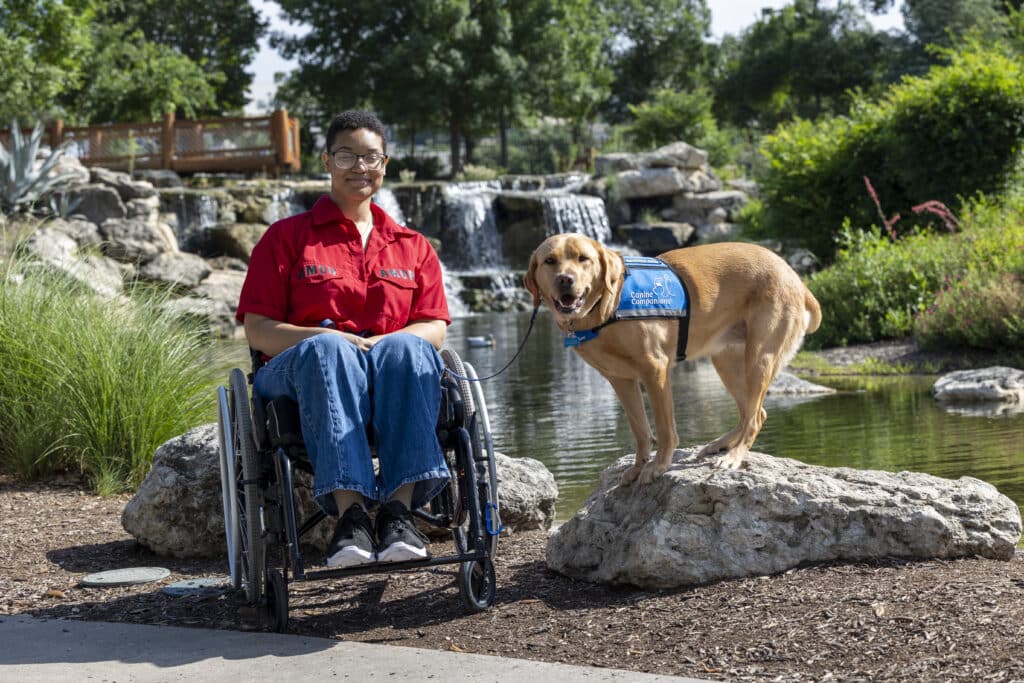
[463,362,501,561]
[458,557,496,612]
[215,385,242,590]
[229,368,265,604]
[440,348,475,418]
[265,567,288,633]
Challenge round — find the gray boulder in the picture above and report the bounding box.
[546,449,1021,589]
[616,222,695,255]
[140,252,212,288]
[23,228,124,298]
[122,424,559,558]
[768,372,835,395]
[69,184,127,224]
[90,167,158,200]
[99,217,178,263]
[932,367,1024,405]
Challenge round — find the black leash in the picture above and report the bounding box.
[446,306,540,382]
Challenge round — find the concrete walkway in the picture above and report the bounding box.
[0,615,706,682]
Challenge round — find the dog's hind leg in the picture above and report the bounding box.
[700,345,750,459]
[714,309,804,470]
[608,376,654,485]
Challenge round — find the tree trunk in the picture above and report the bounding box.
[465,136,476,166]
[449,118,461,179]
[499,107,509,169]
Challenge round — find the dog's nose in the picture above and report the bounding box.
[556,273,575,289]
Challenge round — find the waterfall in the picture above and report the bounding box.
[541,193,612,243]
[441,182,506,271]
[373,187,406,224]
[262,189,305,225]
[162,191,220,250]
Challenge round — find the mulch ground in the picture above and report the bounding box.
[3,475,1024,682]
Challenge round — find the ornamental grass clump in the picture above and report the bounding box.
[0,255,215,494]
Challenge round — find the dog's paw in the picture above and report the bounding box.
[620,465,643,486]
[698,442,725,458]
[637,462,669,485]
[713,451,745,470]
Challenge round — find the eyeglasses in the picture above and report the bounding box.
[328,150,388,170]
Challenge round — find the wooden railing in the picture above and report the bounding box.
[2,110,301,176]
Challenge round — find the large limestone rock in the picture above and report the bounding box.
[546,449,1021,589]
[123,424,558,558]
[933,367,1024,405]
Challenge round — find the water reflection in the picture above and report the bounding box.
[448,312,1024,520]
[214,311,1024,522]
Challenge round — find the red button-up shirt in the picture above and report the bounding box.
[236,195,450,336]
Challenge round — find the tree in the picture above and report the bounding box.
[901,0,1011,53]
[66,24,221,123]
[0,0,95,123]
[272,0,522,176]
[600,0,713,123]
[98,0,267,113]
[714,0,903,129]
[510,0,613,159]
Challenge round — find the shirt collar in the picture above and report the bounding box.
[310,194,398,241]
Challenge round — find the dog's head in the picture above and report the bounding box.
[524,233,624,323]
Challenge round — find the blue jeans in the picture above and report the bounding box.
[253,332,450,517]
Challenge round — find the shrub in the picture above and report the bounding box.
[387,155,444,181]
[0,254,215,494]
[759,43,1024,261]
[804,225,964,348]
[805,194,1024,350]
[1,119,78,214]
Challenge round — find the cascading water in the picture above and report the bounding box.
[441,181,506,272]
[541,193,612,243]
[263,189,306,225]
[163,191,220,250]
[373,187,406,225]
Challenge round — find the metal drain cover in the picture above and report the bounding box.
[80,567,171,587]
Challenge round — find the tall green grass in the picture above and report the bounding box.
[0,255,216,494]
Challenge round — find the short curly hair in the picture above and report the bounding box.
[324,110,387,154]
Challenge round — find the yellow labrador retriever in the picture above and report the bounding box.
[525,234,822,485]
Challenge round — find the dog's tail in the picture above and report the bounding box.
[804,288,822,335]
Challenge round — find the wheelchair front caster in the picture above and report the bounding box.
[458,557,496,612]
[265,567,288,633]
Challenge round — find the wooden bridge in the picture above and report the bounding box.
[4,110,301,176]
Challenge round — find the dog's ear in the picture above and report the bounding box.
[524,250,542,307]
[600,243,625,295]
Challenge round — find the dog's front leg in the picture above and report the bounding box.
[608,377,653,485]
[638,367,678,484]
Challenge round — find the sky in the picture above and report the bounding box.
[245,0,906,114]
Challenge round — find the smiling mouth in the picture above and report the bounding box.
[553,293,586,314]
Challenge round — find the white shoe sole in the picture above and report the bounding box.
[325,545,375,568]
[377,541,428,563]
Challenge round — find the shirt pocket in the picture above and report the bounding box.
[369,271,419,330]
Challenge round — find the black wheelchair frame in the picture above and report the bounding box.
[215,347,501,632]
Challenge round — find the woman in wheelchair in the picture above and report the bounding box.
[235,110,452,569]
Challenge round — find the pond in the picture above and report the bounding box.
[218,310,1024,523]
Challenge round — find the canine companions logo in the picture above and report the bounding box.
[618,257,687,318]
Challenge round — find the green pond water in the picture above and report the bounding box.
[217,310,1024,523]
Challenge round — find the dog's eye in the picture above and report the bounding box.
[577,255,590,262]
[544,256,556,265]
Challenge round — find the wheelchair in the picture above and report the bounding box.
[215,346,501,632]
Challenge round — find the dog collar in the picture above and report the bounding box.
[563,328,600,347]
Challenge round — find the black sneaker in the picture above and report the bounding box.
[376,500,429,563]
[326,504,376,568]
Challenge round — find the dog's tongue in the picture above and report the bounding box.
[559,294,578,307]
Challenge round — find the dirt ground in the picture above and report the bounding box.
[3,342,1024,681]
[3,475,1024,682]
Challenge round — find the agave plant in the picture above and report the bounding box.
[0,119,79,214]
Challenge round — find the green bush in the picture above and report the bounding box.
[626,88,736,165]
[0,255,216,494]
[805,194,1024,350]
[387,155,444,181]
[760,43,1024,261]
[804,225,963,348]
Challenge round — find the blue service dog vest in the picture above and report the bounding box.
[564,256,691,360]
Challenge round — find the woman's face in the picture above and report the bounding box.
[322,127,388,206]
